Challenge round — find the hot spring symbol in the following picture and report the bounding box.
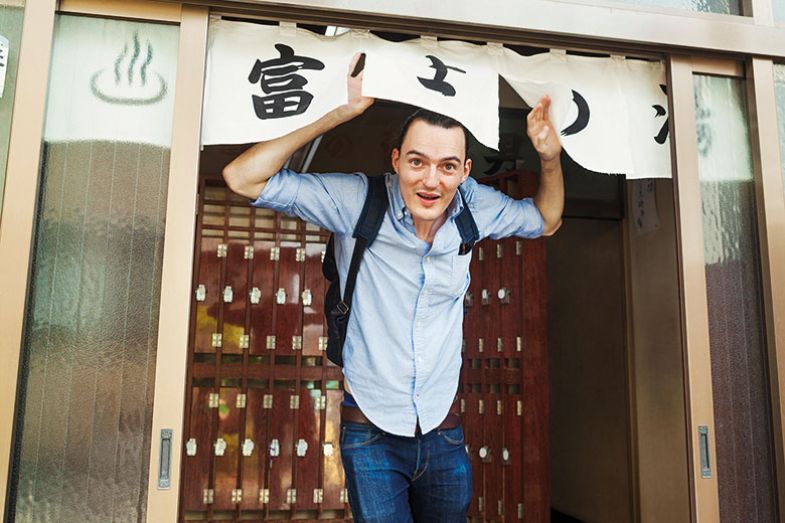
[91,31,167,105]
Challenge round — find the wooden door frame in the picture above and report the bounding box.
[745,56,785,520]
[0,0,58,514]
[665,54,723,523]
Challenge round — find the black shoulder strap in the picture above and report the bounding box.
[353,175,388,242]
[341,175,389,309]
[456,186,479,255]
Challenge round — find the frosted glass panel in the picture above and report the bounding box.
[0,0,26,213]
[9,15,178,523]
[775,0,785,22]
[570,0,740,15]
[694,74,776,523]
[776,65,785,186]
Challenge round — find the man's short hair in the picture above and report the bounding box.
[393,109,471,161]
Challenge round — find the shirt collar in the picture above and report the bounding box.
[387,172,466,223]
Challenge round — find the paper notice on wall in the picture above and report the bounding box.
[0,35,9,98]
[632,179,660,235]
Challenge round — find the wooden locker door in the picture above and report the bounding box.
[180,179,353,522]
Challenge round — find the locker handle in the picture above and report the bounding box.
[158,429,172,489]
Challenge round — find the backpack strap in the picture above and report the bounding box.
[455,186,479,255]
[339,175,389,312]
[353,174,389,242]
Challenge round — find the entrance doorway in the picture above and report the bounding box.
[180,126,550,520]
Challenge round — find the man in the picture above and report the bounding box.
[223,53,563,522]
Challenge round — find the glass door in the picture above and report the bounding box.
[7,13,180,522]
[4,2,208,521]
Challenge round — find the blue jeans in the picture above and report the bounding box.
[339,421,472,522]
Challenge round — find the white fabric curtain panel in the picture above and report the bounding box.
[204,19,670,178]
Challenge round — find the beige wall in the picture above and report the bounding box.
[547,217,633,523]
[625,179,690,522]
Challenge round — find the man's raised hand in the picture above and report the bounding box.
[527,95,562,163]
[338,52,375,121]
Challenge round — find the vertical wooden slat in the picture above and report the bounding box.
[0,0,56,515]
[240,386,271,511]
[746,56,785,522]
[268,389,295,511]
[277,235,303,355]
[665,54,720,523]
[181,386,214,512]
[303,240,327,356]
[295,388,322,510]
[321,389,344,511]
[223,239,250,354]
[249,236,276,355]
[194,237,222,354]
[214,387,241,510]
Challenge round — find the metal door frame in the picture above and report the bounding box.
[3,0,785,521]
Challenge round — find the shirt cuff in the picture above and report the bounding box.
[248,167,301,211]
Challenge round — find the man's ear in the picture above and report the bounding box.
[391,148,400,173]
[461,158,472,182]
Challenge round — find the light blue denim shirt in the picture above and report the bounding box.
[251,169,544,436]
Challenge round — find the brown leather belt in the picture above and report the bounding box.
[341,402,462,433]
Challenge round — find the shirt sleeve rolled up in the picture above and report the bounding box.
[249,167,367,237]
[462,177,545,240]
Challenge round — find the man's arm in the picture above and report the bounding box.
[222,53,374,200]
[527,95,564,236]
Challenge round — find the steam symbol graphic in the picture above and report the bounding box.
[90,31,167,105]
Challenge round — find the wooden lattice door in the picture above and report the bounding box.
[179,171,548,522]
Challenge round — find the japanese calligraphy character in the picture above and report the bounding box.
[653,84,669,145]
[417,55,466,97]
[561,90,590,137]
[248,43,325,120]
[482,133,520,175]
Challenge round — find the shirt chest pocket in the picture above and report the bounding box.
[431,251,471,299]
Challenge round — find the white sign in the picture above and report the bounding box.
[202,20,572,153]
[500,51,671,178]
[203,20,364,146]
[360,37,501,149]
[203,20,672,179]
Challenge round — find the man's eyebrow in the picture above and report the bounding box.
[405,150,462,164]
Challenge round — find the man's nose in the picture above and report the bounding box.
[423,166,439,188]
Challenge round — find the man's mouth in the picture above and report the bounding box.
[416,192,440,202]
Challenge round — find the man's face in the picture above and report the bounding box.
[391,119,472,226]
